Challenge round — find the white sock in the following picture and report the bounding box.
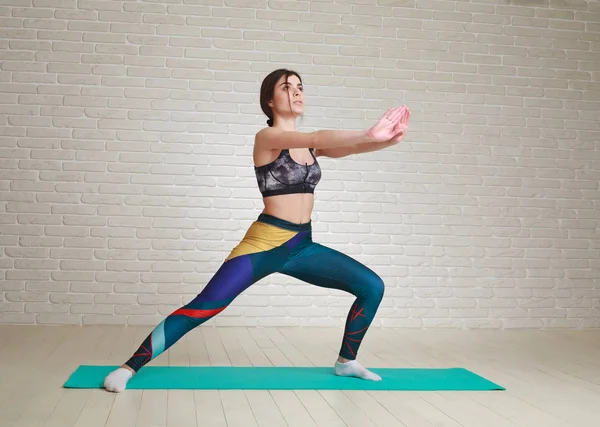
[334,360,382,381]
[104,367,133,393]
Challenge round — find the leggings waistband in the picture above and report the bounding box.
[257,213,311,232]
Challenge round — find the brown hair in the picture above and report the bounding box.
[260,68,303,127]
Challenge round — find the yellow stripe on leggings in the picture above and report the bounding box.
[225,221,298,262]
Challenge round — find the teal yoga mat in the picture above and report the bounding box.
[64,365,504,391]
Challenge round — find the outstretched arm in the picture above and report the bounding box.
[256,106,407,151]
[316,137,401,158]
[316,106,410,158]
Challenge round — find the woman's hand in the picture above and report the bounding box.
[387,105,410,145]
[367,105,410,143]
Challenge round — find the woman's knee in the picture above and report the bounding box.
[362,274,385,301]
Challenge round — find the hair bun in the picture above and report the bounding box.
[266,118,273,127]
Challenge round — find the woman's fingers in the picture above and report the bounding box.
[381,107,395,121]
[377,105,409,139]
[394,108,408,129]
[391,126,407,143]
[390,106,405,123]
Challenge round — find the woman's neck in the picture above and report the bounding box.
[272,116,297,132]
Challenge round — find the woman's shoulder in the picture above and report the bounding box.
[255,126,275,142]
[255,126,288,149]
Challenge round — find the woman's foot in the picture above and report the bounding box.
[334,359,382,381]
[104,365,134,392]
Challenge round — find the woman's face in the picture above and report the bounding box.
[269,74,304,120]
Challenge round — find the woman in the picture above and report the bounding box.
[104,69,410,392]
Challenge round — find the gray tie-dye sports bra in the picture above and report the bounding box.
[254,148,322,198]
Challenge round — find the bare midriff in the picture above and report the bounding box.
[261,193,314,225]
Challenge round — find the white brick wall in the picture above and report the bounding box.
[1,0,599,328]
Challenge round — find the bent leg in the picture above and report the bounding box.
[279,242,385,361]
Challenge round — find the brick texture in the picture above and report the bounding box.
[1,0,599,328]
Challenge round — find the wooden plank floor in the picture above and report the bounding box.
[0,325,599,427]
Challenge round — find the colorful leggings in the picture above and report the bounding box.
[125,213,385,372]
